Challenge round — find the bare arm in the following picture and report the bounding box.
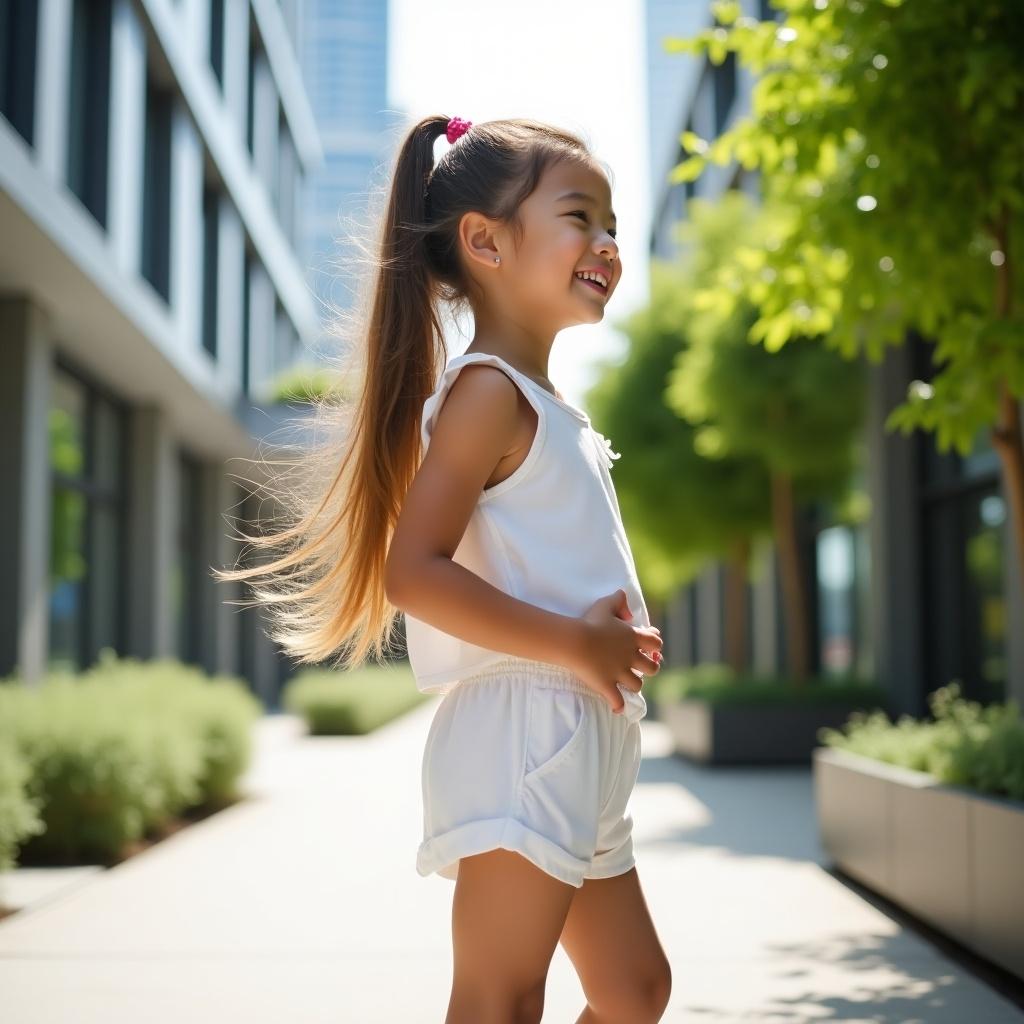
[384,364,586,671]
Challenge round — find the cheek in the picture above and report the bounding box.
[520,232,579,281]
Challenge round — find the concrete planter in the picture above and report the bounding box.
[814,746,1024,983]
[658,697,869,765]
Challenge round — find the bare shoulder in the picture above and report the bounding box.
[433,362,520,441]
[450,361,519,402]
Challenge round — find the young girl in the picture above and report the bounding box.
[218,115,671,1023]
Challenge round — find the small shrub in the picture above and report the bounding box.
[0,735,45,874]
[283,661,427,735]
[78,657,262,807]
[818,682,1024,801]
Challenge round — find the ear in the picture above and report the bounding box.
[457,211,504,271]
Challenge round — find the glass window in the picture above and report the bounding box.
[924,481,1007,705]
[0,0,38,145]
[241,253,253,395]
[276,113,297,243]
[202,185,219,357]
[246,35,256,155]
[89,500,121,657]
[48,366,126,672]
[816,523,872,678]
[208,0,225,88]
[67,0,112,228]
[713,50,737,135]
[172,453,203,665]
[49,370,88,672]
[142,75,173,302]
[914,333,1006,703]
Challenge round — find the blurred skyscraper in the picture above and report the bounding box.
[300,0,393,363]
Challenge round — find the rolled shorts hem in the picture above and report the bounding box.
[583,837,636,881]
[416,816,591,888]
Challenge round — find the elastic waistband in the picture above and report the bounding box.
[457,655,596,697]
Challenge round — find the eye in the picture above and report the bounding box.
[569,210,617,239]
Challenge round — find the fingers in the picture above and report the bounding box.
[607,679,632,713]
[634,625,664,651]
[610,588,632,620]
[619,670,645,695]
[634,650,660,677]
[632,628,664,670]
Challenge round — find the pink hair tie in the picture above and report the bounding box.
[446,117,472,143]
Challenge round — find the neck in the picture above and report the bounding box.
[467,311,557,381]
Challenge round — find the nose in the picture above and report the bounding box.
[598,237,618,270]
[596,234,619,265]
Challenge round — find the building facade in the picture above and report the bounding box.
[0,0,322,707]
[645,0,1023,714]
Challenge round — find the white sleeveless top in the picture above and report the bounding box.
[403,351,650,720]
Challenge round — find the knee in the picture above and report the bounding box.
[593,960,672,1023]
[511,977,546,1024]
[447,976,546,1024]
[645,959,673,1018]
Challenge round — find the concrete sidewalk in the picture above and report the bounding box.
[1,698,1022,1023]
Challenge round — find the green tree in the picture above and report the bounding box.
[667,193,866,683]
[590,191,866,679]
[664,0,1024,591]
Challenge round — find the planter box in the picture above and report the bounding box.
[815,746,1024,983]
[659,697,869,765]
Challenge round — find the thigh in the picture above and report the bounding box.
[450,848,576,1004]
[559,867,672,1017]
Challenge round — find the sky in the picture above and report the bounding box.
[387,0,651,409]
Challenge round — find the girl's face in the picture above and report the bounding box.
[474,160,621,335]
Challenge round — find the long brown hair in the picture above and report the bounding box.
[213,116,603,670]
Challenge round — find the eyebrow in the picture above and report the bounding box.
[555,191,617,225]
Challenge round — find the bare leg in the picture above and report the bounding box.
[445,848,578,1024]
[560,867,672,1023]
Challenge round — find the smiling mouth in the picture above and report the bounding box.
[575,277,609,297]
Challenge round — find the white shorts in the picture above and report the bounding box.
[416,655,645,889]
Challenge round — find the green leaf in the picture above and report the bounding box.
[681,130,708,155]
[669,156,706,184]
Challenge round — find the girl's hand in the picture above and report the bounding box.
[569,589,663,715]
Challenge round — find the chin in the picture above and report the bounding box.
[573,297,607,323]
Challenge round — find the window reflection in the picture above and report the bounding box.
[48,372,88,673]
[173,453,203,665]
[48,365,125,672]
[913,334,1006,705]
[816,521,872,679]
[921,430,1006,704]
[966,492,1007,697]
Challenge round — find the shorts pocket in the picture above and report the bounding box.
[523,688,586,782]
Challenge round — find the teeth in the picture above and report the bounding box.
[575,271,608,289]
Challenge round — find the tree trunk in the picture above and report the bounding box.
[771,471,811,685]
[723,537,751,674]
[990,209,1024,599]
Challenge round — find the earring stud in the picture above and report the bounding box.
[494,257,500,264]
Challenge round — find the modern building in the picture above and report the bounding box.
[644,0,1022,714]
[0,0,323,707]
[300,0,393,361]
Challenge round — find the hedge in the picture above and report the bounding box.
[644,661,886,707]
[0,654,261,867]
